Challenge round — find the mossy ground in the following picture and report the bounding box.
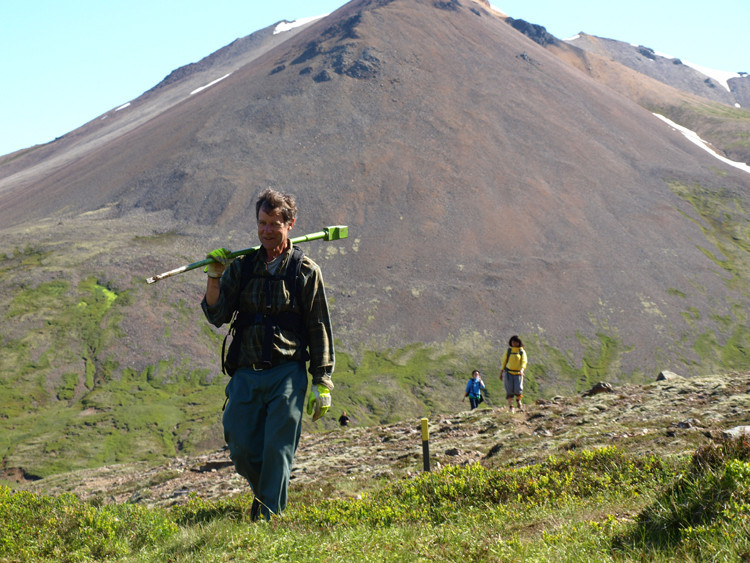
[3,441,749,562]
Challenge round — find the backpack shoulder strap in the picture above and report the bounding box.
[221,251,258,376]
[258,246,306,363]
[237,246,304,302]
[286,246,305,308]
[502,347,511,370]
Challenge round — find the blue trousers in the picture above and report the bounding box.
[222,361,308,519]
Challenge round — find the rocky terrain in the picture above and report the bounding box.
[15,370,750,508]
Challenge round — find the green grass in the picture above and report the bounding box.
[2,276,122,396]
[132,230,183,246]
[669,181,750,291]
[614,437,750,560]
[3,439,749,562]
[667,180,750,372]
[0,271,230,476]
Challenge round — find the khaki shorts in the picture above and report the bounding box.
[503,370,523,397]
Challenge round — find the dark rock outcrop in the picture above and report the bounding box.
[506,17,559,47]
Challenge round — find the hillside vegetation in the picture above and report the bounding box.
[2,173,750,480]
[2,370,749,560]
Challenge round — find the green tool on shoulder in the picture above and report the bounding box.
[145,225,348,284]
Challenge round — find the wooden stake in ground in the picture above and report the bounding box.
[421,417,431,472]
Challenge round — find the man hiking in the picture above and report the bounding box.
[201,188,335,520]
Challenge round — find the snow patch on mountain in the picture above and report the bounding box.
[190,73,231,96]
[654,113,750,174]
[682,61,740,92]
[273,14,328,35]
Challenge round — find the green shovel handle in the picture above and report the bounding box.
[145,225,348,284]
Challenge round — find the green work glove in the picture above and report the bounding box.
[307,385,331,422]
[204,247,233,278]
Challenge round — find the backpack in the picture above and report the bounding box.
[468,378,484,402]
[502,347,524,375]
[221,246,306,376]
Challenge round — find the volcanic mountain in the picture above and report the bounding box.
[1,0,749,473]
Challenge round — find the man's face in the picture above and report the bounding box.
[257,207,294,256]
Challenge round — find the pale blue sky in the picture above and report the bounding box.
[0,0,746,157]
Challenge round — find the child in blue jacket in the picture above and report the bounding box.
[463,370,485,410]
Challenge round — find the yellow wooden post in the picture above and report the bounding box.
[421,417,430,472]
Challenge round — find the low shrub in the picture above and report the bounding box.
[0,486,178,561]
[615,435,750,559]
[291,446,677,527]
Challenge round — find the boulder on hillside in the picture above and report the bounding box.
[583,382,614,397]
[657,370,684,381]
[722,426,750,440]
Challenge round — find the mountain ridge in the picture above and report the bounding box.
[565,32,749,108]
[505,17,750,166]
